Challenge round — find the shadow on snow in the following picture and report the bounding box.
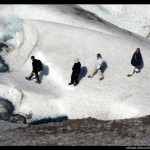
[28,115,68,125]
[78,66,88,81]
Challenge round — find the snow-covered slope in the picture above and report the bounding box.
[0,5,150,123]
[78,4,150,39]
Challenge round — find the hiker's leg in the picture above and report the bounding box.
[74,72,79,84]
[71,72,75,84]
[89,67,97,77]
[35,71,40,82]
[98,69,104,79]
[135,65,140,72]
[28,71,34,80]
[131,67,136,75]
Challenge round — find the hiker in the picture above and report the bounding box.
[68,58,81,86]
[88,53,104,80]
[127,48,142,77]
[25,56,43,83]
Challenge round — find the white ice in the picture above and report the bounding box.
[79,4,150,38]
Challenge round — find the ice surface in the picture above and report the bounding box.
[0,4,150,123]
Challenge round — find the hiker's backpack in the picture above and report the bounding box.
[36,59,43,71]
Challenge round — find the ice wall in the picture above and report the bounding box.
[0,15,23,52]
[78,5,150,39]
[0,14,39,71]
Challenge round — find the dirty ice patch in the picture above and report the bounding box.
[0,97,14,114]
[0,84,23,112]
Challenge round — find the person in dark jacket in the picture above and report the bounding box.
[128,48,142,77]
[68,58,81,86]
[26,56,42,83]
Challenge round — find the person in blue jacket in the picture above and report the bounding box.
[128,48,142,77]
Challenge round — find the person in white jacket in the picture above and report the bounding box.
[88,53,104,80]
